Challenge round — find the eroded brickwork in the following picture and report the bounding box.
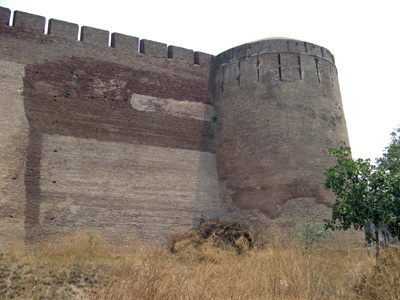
[0,7,219,246]
[38,134,220,244]
[213,40,349,226]
[0,60,28,246]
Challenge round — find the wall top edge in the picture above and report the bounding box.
[0,6,214,66]
[0,6,336,69]
[214,38,336,69]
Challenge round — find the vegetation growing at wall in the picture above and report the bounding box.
[295,214,331,254]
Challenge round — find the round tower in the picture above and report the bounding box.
[213,38,349,224]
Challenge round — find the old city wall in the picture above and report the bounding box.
[213,39,350,226]
[0,7,223,247]
[0,6,361,248]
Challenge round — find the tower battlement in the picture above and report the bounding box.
[215,39,335,68]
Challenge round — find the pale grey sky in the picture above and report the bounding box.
[1,0,399,160]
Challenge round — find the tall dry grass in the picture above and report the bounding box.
[1,228,399,299]
[93,226,375,300]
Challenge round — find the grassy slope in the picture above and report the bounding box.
[1,229,399,300]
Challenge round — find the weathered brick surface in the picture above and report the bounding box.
[0,7,10,26]
[48,19,79,40]
[13,10,45,33]
[0,7,353,246]
[214,41,349,226]
[38,134,221,245]
[0,7,217,247]
[0,61,28,247]
[22,58,214,152]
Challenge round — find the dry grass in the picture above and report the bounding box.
[1,227,399,300]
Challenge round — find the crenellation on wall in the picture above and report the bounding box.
[111,32,139,52]
[214,39,335,69]
[324,49,335,65]
[0,7,213,68]
[269,39,289,53]
[306,42,319,56]
[233,44,250,61]
[0,6,10,26]
[13,10,45,33]
[140,39,167,57]
[215,50,335,86]
[48,19,79,40]
[194,51,213,67]
[249,39,271,55]
[287,40,306,53]
[80,26,109,46]
[214,48,234,67]
[167,45,194,63]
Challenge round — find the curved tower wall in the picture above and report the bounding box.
[213,39,349,224]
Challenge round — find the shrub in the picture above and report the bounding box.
[295,214,331,254]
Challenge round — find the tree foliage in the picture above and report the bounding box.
[324,128,400,252]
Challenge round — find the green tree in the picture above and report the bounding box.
[324,128,400,260]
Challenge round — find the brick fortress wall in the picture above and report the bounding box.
[0,7,222,247]
[0,6,352,247]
